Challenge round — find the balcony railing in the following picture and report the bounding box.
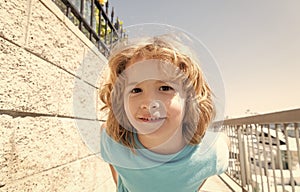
[52,0,125,57]
[217,109,300,192]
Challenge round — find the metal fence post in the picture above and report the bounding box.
[237,126,248,191]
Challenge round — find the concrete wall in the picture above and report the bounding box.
[0,0,115,191]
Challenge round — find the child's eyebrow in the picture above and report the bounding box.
[126,80,174,87]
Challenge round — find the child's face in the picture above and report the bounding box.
[123,60,186,136]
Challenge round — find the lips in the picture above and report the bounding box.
[137,116,166,122]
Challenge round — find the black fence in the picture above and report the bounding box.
[52,0,125,57]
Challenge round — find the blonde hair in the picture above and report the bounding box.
[99,36,215,150]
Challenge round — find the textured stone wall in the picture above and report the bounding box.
[0,0,115,191]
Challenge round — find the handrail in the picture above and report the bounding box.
[219,108,300,192]
[221,108,300,125]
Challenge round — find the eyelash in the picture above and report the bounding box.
[159,86,173,91]
[130,86,174,94]
[130,88,142,93]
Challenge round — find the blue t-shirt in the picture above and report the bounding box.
[100,129,229,192]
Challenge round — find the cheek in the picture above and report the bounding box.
[168,96,185,118]
[128,99,138,114]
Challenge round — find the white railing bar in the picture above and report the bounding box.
[255,125,265,191]
[275,124,286,192]
[237,127,247,188]
[295,123,300,169]
[267,124,278,192]
[230,126,235,183]
[261,124,271,192]
[283,123,295,192]
[245,124,252,191]
[231,126,238,184]
[234,126,240,185]
[250,125,258,192]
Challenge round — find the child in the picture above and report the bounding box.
[99,35,229,192]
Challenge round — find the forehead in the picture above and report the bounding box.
[124,59,178,84]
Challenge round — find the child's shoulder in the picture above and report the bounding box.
[100,122,107,130]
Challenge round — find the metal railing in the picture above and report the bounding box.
[219,109,300,192]
[52,0,125,57]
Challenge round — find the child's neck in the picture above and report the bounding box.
[137,127,186,155]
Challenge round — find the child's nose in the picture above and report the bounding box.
[140,100,160,110]
[139,91,157,109]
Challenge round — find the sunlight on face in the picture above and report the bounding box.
[123,60,186,135]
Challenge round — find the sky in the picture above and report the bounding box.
[110,0,300,118]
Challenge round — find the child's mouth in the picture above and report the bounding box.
[138,117,166,123]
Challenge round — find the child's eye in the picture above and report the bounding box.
[159,86,174,91]
[131,88,142,93]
